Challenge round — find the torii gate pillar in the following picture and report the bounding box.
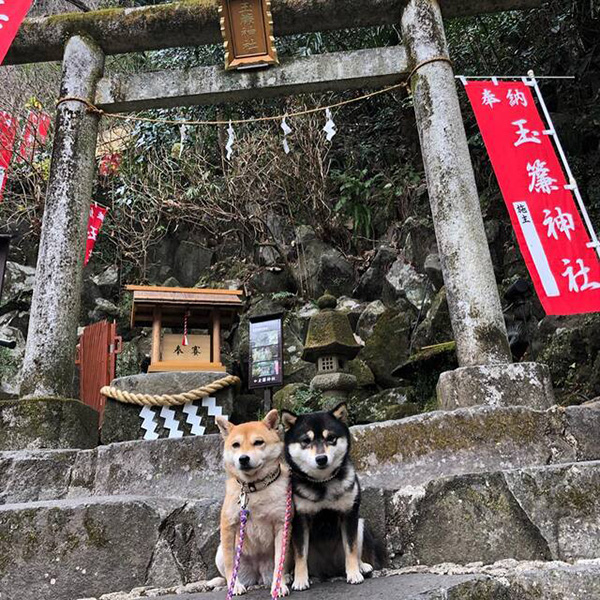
[11,35,103,448]
[401,0,555,410]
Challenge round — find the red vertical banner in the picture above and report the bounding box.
[85,204,108,266]
[0,111,17,200]
[0,0,33,65]
[464,80,600,315]
[17,110,51,163]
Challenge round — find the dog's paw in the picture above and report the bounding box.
[360,562,373,575]
[292,577,311,591]
[271,582,290,597]
[346,570,365,585]
[231,581,247,595]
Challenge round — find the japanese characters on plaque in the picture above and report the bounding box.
[219,0,278,70]
[465,80,600,315]
[248,315,283,389]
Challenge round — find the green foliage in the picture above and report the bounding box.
[271,291,296,302]
[333,169,378,239]
[288,388,322,414]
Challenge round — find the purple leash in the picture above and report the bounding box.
[226,502,250,600]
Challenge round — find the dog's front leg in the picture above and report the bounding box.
[342,506,364,584]
[221,518,246,595]
[291,514,311,591]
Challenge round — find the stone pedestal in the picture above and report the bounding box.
[311,372,357,410]
[101,371,236,444]
[437,362,555,411]
[0,398,98,450]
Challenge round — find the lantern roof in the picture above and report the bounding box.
[302,293,361,363]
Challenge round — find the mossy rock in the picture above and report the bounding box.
[273,383,321,414]
[347,358,376,388]
[358,309,411,388]
[352,386,417,424]
[0,398,98,450]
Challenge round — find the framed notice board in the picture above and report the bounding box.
[248,313,283,389]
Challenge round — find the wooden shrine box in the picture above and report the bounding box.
[127,285,244,373]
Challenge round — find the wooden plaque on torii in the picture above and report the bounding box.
[219,0,278,70]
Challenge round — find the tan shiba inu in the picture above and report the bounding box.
[215,410,291,597]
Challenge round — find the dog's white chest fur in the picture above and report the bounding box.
[220,473,289,585]
[294,468,358,515]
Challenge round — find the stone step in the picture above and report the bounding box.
[2,460,600,600]
[79,560,600,600]
[370,460,600,569]
[1,402,599,505]
[0,495,221,600]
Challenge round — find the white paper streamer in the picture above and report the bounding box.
[323,108,337,141]
[226,121,235,160]
[179,123,187,159]
[281,116,292,154]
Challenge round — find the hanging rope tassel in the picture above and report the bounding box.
[271,481,293,599]
[226,506,250,600]
[182,309,190,346]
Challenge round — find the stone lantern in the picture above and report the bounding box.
[302,293,361,408]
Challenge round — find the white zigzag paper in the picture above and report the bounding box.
[160,406,184,439]
[182,403,206,436]
[140,406,160,441]
[202,396,225,419]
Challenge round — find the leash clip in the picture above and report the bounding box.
[239,490,249,510]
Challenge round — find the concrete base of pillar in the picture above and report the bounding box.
[0,398,99,450]
[437,362,555,411]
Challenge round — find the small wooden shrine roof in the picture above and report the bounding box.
[127,285,244,329]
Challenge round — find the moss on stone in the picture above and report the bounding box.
[83,514,109,548]
[350,407,544,469]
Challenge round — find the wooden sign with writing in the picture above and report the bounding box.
[219,0,278,70]
[161,333,211,363]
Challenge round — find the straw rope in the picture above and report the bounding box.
[100,374,241,407]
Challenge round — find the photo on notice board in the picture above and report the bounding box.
[248,315,283,388]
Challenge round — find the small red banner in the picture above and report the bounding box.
[0,0,33,65]
[465,80,600,315]
[85,204,108,266]
[0,111,17,200]
[17,110,51,163]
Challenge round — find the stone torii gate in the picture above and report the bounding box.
[7,0,554,447]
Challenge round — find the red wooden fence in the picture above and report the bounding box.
[76,320,121,424]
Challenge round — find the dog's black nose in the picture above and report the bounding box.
[239,455,250,466]
[316,454,328,467]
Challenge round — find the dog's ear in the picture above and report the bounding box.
[281,410,298,431]
[330,402,348,423]
[263,409,279,430]
[215,416,233,440]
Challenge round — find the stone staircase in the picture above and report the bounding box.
[1,401,599,600]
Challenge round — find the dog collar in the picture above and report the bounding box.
[296,466,341,484]
[237,465,282,506]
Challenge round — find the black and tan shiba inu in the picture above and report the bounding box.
[282,403,383,590]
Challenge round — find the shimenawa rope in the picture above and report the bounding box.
[100,374,240,407]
